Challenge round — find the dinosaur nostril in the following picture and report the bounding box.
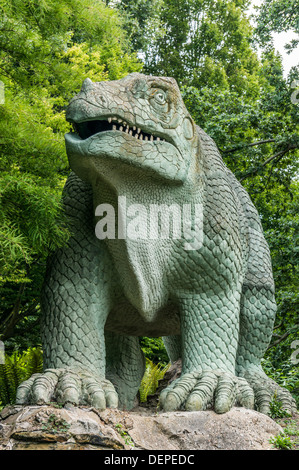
[95,93,108,107]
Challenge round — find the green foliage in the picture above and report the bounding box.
[139,358,170,402]
[270,432,294,450]
[112,0,164,53]
[140,337,169,365]
[0,171,69,283]
[115,423,135,447]
[0,347,43,408]
[0,0,141,91]
[182,70,298,185]
[255,0,299,52]
[269,394,292,419]
[283,419,299,438]
[133,0,261,96]
[41,414,71,434]
[261,357,299,408]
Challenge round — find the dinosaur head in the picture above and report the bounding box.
[65,73,198,184]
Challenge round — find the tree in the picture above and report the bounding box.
[254,0,299,52]
[120,0,261,98]
[0,0,141,346]
[108,0,164,53]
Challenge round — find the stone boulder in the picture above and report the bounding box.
[0,404,282,450]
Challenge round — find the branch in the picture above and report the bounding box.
[267,329,296,350]
[273,322,284,330]
[239,144,298,182]
[222,139,276,154]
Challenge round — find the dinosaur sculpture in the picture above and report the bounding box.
[16,73,296,416]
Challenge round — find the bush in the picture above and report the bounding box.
[261,357,299,409]
[0,347,43,409]
[140,337,169,365]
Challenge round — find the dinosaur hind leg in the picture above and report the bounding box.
[236,284,297,415]
[162,335,181,363]
[236,284,276,374]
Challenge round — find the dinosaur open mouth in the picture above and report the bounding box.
[71,117,165,142]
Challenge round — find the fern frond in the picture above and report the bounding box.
[0,347,43,407]
[0,354,23,405]
[22,347,43,379]
[139,359,170,403]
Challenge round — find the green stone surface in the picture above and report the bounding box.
[16,74,296,416]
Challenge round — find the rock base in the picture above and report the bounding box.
[0,405,282,450]
[0,404,283,450]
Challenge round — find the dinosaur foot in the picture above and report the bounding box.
[159,369,254,414]
[16,368,118,410]
[239,367,297,416]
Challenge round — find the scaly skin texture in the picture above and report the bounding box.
[16,74,297,415]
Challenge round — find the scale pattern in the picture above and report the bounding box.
[16,73,297,415]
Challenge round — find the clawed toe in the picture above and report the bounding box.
[16,368,118,410]
[160,370,254,414]
[239,368,297,416]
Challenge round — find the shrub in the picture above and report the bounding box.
[0,347,43,409]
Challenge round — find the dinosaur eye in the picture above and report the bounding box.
[154,90,167,105]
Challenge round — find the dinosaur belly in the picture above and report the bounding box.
[105,237,172,321]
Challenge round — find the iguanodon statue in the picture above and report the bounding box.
[16,73,296,416]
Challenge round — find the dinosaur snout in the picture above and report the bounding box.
[80,78,109,108]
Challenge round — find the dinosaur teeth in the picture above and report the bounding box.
[107,118,164,142]
[75,118,167,142]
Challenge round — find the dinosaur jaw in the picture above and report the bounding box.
[71,116,169,144]
[65,122,187,184]
[67,115,177,150]
[65,113,188,184]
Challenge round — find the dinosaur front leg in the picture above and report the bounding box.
[16,242,118,409]
[16,174,118,410]
[160,292,254,413]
